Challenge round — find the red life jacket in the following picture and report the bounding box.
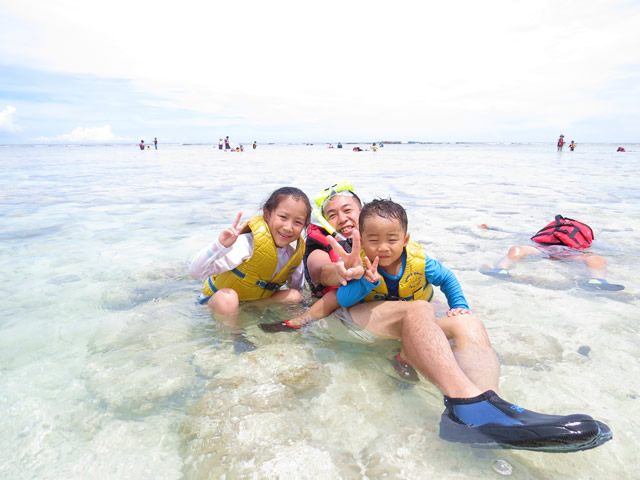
[531,215,594,249]
[306,224,342,263]
[304,224,349,296]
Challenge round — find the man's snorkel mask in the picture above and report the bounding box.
[313,181,361,241]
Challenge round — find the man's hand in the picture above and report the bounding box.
[326,230,364,285]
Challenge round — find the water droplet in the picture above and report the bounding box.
[492,459,513,476]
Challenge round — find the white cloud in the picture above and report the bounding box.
[0,106,17,132]
[2,0,640,141]
[60,125,122,143]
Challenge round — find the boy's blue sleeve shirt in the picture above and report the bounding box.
[337,277,380,308]
[424,253,469,310]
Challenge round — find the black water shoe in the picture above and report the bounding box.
[439,390,612,452]
[390,353,419,383]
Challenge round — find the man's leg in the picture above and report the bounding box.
[347,300,482,398]
[436,313,500,393]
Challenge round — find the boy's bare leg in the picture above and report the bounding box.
[496,245,540,269]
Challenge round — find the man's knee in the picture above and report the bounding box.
[440,313,491,347]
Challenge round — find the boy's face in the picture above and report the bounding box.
[360,215,409,274]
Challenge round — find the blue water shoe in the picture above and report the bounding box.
[480,268,511,279]
[439,390,612,452]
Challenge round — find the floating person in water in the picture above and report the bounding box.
[337,142,343,149]
[617,146,626,152]
[154,137,158,150]
[481,215,624,291]
[557,134,565,151]
[139,140,144,150]
[569,140,576,151]
[260,187,612,452]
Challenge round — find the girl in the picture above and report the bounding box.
[189,187,311,317]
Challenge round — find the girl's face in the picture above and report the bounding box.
[264,196,308,248]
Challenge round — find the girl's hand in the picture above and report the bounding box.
[447,308,471,317]
[363,256,380,284]
[218,212,250,248]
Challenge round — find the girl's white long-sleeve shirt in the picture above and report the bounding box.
[188,233,305,290]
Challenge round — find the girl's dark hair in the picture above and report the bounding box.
[263,187,312,226]
[359,198,408,233]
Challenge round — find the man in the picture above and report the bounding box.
[261,183,611,452]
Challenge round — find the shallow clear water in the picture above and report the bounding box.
[1,143,639,479]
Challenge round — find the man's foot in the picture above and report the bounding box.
[480,268,511,279]
[439,390,612,452]
[258,320,302,333]
[390,353,419,383]
[581,278,625,291]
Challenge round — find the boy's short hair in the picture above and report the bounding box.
[359,198,408,233]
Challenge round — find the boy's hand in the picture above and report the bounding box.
[363,256,380,284]
[219,212,250,248]
[446,308,471,317]
[327,230,364,284]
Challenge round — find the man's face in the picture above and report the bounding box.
[323,195,361,239]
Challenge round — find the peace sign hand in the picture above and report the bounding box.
[327,230,364,284]
[363,256,380,284]
[218,212,250,248]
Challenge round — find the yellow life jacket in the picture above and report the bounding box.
[201,216,305,301]
[362,240,433,302]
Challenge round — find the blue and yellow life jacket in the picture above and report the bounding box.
[362,240,433,302]
[201,216,305,302]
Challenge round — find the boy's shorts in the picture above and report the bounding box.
[310,307,381,344]
[536,244,583,260]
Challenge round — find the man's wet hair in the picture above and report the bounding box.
[359,198,408,233]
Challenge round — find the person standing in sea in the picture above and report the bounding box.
[557,134,565,151]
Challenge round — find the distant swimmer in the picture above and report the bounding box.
[617,146,626,152]
[139,140,144,150]
[569,140,576,151]
[353,146,363,152]
[218,139,223,150]
[337,142,343,149]
[224,136,230,150]
[372,142,377,152]
[154,137,158,150]
[253,141,257,150]
[557,134,565,151]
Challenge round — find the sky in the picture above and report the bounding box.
[1,0,639,144]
